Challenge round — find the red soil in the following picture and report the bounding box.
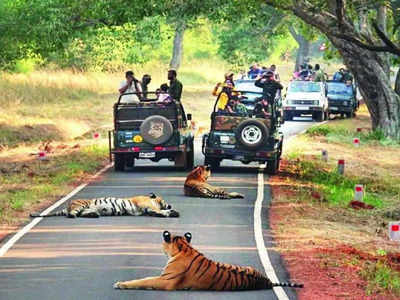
[268,160,398,300]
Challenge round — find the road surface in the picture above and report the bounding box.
[0,118,316,300]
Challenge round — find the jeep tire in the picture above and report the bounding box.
[265,156,279,175]
[236,119,269,150]
[204,156,220,170]
[140,115,174,145]
[114,154,125,171]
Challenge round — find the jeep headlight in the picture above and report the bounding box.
[314,100,319,105]
[343,101,348,106]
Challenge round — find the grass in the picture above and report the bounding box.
[289,159,384,208]
[361,262,400,297]
[0,143,108,224]
[277,105,400,298]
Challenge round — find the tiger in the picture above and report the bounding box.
[30,193,179,218]
[113,231,303,291]
[184,165,244,199]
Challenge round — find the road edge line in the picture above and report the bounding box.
[255,164,289,300]
[0,163,112,257]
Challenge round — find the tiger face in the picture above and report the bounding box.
[186,165,211,183]
[162,231,192,258]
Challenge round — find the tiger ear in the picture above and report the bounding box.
[184,232,192,243]
[149,193,157,199]
[205,165,211,171]
[163,231,171,243]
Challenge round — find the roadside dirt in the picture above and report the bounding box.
[270,158,400,300]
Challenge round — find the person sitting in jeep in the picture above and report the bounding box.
[254,71,283,105]
[213,72,236,112]
[224,96,249,116]
[157,83,173,104]
[253,98,270,118]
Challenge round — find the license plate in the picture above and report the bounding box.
[296,106,309,110]
[139,152,156,158]
[330,107,338,110]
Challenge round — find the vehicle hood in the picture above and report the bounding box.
[286,92,321,100]
[327,94,352,101]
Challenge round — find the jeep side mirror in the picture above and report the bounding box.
[187,114,192,121]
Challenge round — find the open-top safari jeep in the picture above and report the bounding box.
[109,92,194,171]
[202,89,283,175]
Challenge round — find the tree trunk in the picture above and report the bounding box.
[283,3,400,139]
[169,21,186,70]
[328,38,400,139]
[395,68,400,96]
[377,5,390,75]
[289,26,310,72]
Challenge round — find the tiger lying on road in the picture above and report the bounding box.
[114,231,303,291]
[30,193,179,218]
[184,165,244,199]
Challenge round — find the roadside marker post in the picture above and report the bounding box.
[38,151,46,160]
[389,222,400,242]
[354,184,364,201]
[338,159,345,175]
[353,138,360,147]
[37,151,47,170]
[322,150,328,162]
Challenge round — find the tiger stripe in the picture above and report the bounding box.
[114,231,303,291]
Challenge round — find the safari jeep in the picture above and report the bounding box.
[202,90,283,175]
[109,92,194,171]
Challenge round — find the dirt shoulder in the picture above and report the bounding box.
[270,108,400,299]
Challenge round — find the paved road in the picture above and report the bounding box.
[0,118,316,300]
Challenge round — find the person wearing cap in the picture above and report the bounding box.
[141,74,152,99]
[119,70,142,103]
[212,72,236,111]
[255,71,283,105]
[168,69,183,101]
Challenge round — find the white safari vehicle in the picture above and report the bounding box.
[283,81,328,122]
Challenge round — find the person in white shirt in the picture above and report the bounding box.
[118,71,142,103]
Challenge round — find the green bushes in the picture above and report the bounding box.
[294,159,383,208]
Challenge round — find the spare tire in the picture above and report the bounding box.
[140,115,174,145]
[236,119,269,150]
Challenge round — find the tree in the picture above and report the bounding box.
[266,0,400,139]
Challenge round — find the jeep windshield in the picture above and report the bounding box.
[327,82,354,96]
[288,81,321,93]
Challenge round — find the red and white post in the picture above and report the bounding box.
[389,222,400,242]
[338,159,345,175]
[354,184,364,201]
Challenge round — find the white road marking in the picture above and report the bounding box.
[0,164,112,257]
[254,164,289,300]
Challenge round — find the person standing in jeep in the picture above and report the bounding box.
[119,71,142,103]
[168,69,183,101]
[254,71,283,105]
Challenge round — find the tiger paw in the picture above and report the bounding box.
[113,282,125,289]
[168,210,180,218]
